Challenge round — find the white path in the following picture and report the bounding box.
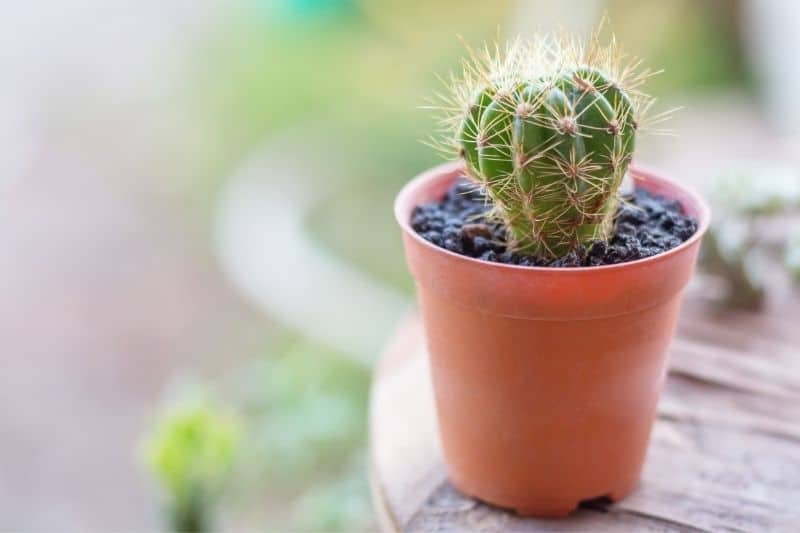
[215,129,411,366]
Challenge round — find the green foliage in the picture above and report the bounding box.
[702,219,766,310]
[234,336,369,486]
[217,335,373,531]
[440,33,655,259]
[143,392,242,532]
[141,337,372,531]
[702,167,800,309]
[607,0,747,96]
[290,452,372,532]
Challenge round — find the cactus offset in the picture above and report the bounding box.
[438,33,658,260]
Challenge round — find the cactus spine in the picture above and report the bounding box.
[442,34,655,260]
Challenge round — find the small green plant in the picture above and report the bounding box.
[435,30,659,259]
[702,167,800,309]
[702,218,767,309]
[234,337,369,486]
[143,392,242,532]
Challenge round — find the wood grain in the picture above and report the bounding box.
[369,293,800,532]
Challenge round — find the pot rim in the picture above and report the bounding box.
[395,161,710,274]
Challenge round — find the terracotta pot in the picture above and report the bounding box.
[395,161,710,517]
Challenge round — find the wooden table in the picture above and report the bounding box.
[369,292,800,532]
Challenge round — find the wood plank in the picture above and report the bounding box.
[407,482,705,532]
[669,337,800,399]
[369,316,443,530]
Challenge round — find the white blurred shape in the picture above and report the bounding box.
[507,0,602,38]
[744,0,800,134]
[0,1,223,188]
[216,129,410,365]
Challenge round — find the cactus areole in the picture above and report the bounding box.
[439,34,656,261]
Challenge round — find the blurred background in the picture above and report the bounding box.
[2,0,799,530]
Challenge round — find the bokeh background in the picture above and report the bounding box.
[2,0,799,530]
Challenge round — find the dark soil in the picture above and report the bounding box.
[410,177,698,267]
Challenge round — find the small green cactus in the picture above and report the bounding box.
[438,33,657,259]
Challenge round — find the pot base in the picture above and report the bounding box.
[452,478,638,518]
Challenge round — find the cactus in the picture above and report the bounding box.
[439,33,657,259]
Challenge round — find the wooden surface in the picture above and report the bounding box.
[369,290,800,532]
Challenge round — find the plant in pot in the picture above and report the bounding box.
[394,31,709,517]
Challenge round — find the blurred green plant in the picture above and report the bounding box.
[290,451,372,532]
[702,218,767,309]
[143,392,242,532]
[141,335,372,531]
[234,335,369,486]
[194,334,374,531]
[702,167,800,309]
